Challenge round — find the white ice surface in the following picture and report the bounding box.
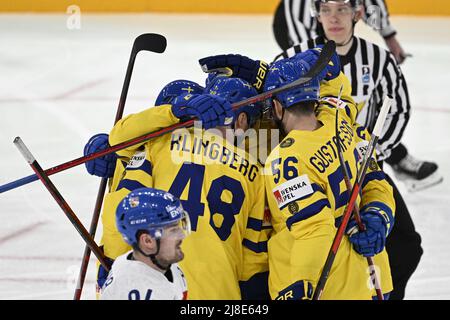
[0,13,449,299]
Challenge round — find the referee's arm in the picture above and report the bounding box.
[363,0,397,39]
[374,52,411,161]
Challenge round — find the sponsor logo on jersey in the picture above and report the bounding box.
[280,137,295,148]
[127,151,146,169]
[273,190,283,204]
[362,66,371,84]
[272,175,313,208]
[356,140,369,162]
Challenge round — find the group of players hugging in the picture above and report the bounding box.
[85,1,440,300]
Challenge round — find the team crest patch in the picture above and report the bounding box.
[280,138,295,148]
[272,175,313,209]
[129,196,140,208]
[288,202,299,215]
[369,158,378,171]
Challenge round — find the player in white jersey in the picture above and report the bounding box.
[101,187,190,300]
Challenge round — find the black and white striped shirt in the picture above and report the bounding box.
[279,36,411,161]
[282,0,396,46]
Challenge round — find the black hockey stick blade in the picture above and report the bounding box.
[233,40,336,109]
[73,32,166,300]
[133,33,167,54]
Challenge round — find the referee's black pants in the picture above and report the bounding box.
[384,173,423,300]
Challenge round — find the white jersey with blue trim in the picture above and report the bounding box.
[100,251,188,300]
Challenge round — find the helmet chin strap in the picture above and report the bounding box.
[136,239,170,271]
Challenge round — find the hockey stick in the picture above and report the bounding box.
[0,40,336,194]
[334,91,384,300]
[313,96,393,300]
[73,33,167,300]
[13,137,110,272]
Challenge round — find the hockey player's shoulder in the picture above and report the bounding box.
[265,134,298,168]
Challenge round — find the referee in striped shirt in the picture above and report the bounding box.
[273,0,407,63]
[274,0,442,192]
[274,0,434,300]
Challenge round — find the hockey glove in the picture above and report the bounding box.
[199,54,269,92]
[171,93,234,130]
[346,204,393,257]
[275,280,314,300]
[96,256,115,291]
[84,133,117,178]
[293,46,341,81]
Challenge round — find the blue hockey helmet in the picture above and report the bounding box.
[155,80,204,106]
[116,187,191,246]
[263,58,320,109]
[205,76,262,126]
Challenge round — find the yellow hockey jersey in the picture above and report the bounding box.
[264,74,395,300]
[100,104,180,259]
[105,108,271,300]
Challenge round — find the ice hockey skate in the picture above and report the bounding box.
[391,154,443,192]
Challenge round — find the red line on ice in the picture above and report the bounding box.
[49,78,108,100]
[0,221,46,245]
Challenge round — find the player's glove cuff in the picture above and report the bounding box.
[199,54,269,93]
[275,280,314,300]
[360,202,395,237]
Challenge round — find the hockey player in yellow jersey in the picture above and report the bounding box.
[82,80,205,295]
[262,51,395,299]
[102,77,271,299]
